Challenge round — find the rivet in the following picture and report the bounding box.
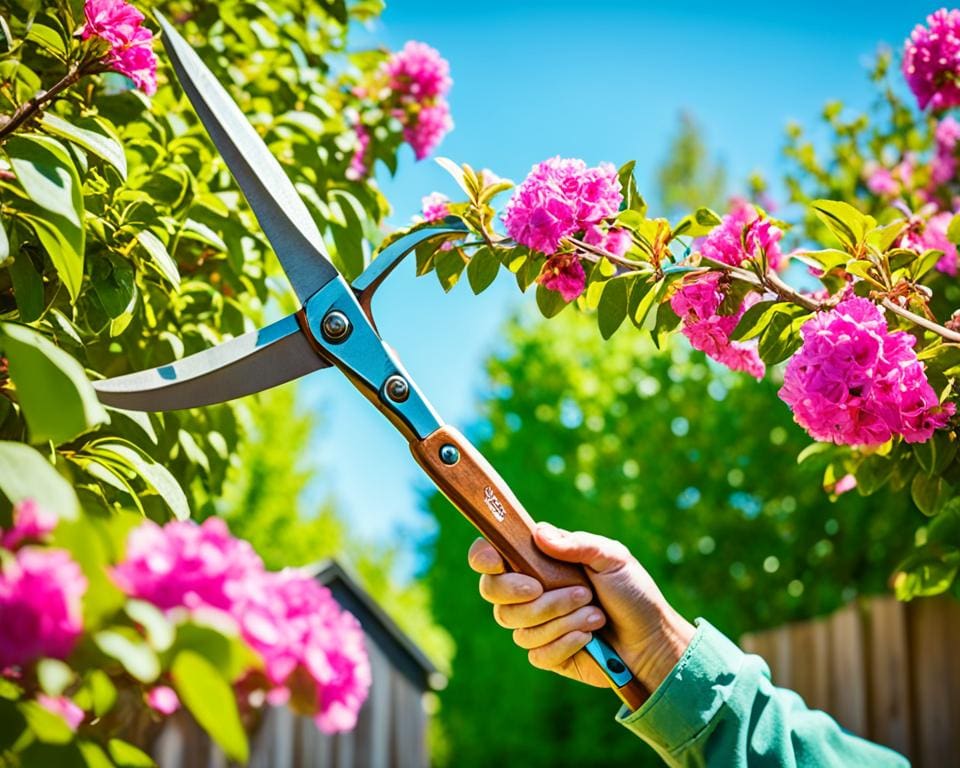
[321,310,350,342]
[606,657,626,675]
[385,375,409,402]
[439,444,460,466]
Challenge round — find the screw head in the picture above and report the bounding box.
[606,657,626,675]
[385,375,409,403]
[321,310,350,342]
[439,444,460,466]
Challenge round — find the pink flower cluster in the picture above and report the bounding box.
[234,570,371,733]
[504,157,623,255]
[700,200,784,271]
[383,42,453,160]
[82,0,157,96]
[900,210,959,275]
[903,8,960,111]
[933,116,960,186]
[113,518,370,733]
[779,298,954,446]
[502,157,624,302]
[670,272,766,380]
[348,123,370,180]
[421,192,450,222]
[0,502,86,669]
[669,202,783,379]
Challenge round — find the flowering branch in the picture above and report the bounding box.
[0,63,88,142]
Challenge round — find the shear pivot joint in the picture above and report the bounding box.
[321,310,351,342]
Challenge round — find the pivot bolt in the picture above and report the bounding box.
[321,310,351,342]
[439,444,460,466]
[385,375,409,403]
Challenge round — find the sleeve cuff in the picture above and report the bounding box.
[615,618,745,754]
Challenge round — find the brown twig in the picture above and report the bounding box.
[0,62,95,142]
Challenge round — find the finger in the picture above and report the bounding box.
[493,585,592,629]
[512,605,606,650]
[479,572,542,605]
[527,631,593,671]
[468,538,506,575]
[533,523,631,574]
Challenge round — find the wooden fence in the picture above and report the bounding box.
[740,595,960,767]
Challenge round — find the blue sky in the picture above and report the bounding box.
[300,2,926,562]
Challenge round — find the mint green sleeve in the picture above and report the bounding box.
[616,619,909,767]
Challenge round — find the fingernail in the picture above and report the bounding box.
[537,522,561,539]
[587,611,603,626]
[573,587,590,601]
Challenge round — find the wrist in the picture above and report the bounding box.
[632,608,696,692]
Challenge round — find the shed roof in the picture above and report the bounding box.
[307,559,446,692]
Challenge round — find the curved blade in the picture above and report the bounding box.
[156,14,338,303]
[94,314,328,411]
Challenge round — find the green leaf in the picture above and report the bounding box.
[535,284,568,318]
[672,207,722,239]
[854,453,896,495]
[78,740,113,768]
[434,157,471,198]
[78,670,117,718]
[6,134,85,300]
[136,230,180,290]
[1,322,109,444]
[913,432,959,476]
[948,213,960,246]
[125,600,174,652]
[108,739,156,767]
[466,246,500,294]
[0,441,79,518]
[812,199,869,252]
[25,23,66,58]
[757,311,804,365]
[41,114,127,179]
[94,629,160,683]
[172,651,249,764]
[791,249,849,272]
[86,440,189,520]
[8,247,44,323]
[18,700,74,744]
[597,276,629,339]
[911,472,949,516]
[37,659,74,697]
[616,161,645,214]
[894,548,960,600]
[434,247,466,292]
[912,249,944,280]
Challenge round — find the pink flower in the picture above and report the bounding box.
[112,517,263,613]
[537,255,587,302]
[233,570,371,734]
[670,272,765,379]
[933,116,960,187]
[82,0,157,95]
[503,157,622,255]
[82,0,144,46]
[37,694,84,731]
[903,9,960,110]
[146,685,180,715]
[833,474,858,495]
[700,200,784,271]
[900,211,958,276]
[421,192,450,222]
[383,41,452,101]
[864,164,901,197]
[1,499,57,550]
[348,123,370,180]
[404,101,453,160]
[779,297,954,446]
[0,548,87,668]
[584,225,632,257]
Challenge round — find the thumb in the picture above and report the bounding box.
[533,523,630,574]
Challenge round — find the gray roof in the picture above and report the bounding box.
[307,558,446,692]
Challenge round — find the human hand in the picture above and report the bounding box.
[468,523,695,692]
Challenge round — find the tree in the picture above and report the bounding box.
[656,112,726,218]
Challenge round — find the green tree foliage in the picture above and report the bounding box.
[425,313,919,767]
[655,112,726,218]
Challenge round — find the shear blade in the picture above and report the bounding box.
[156,14,340,304]
[93,314,328,411]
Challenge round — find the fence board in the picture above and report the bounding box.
[866,597,911,759]
[740,595,960,768]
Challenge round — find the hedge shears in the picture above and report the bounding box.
[94,16,649,711]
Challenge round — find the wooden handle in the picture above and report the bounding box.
[410,425,650,710]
